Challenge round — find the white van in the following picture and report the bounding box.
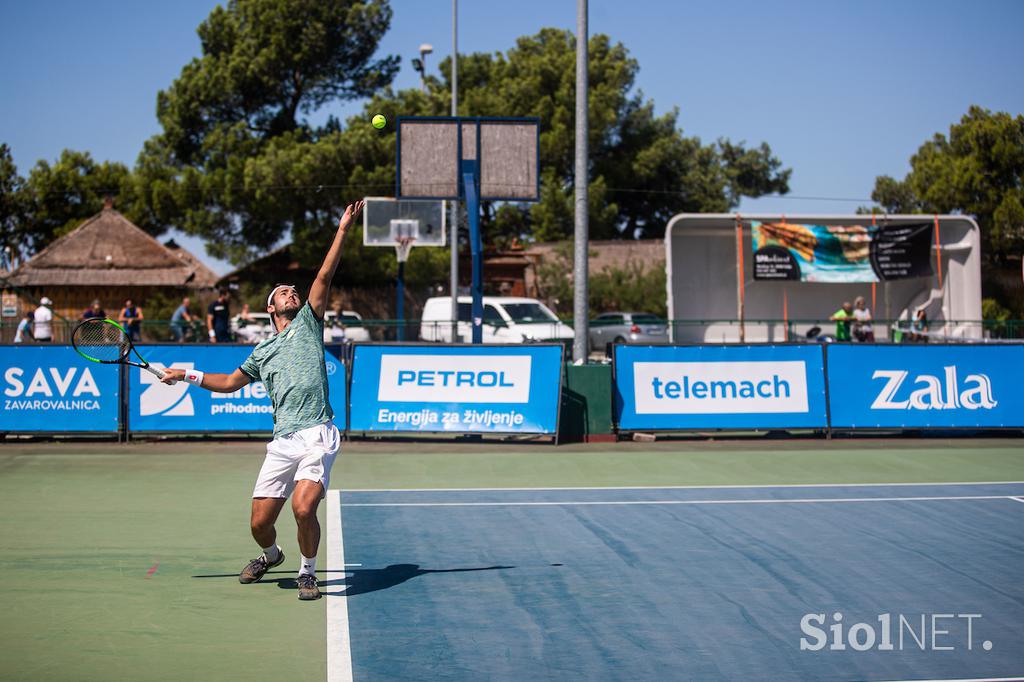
[324,310,371,343]
[420,296,574,346]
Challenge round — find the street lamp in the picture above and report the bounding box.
[411,43,433,92]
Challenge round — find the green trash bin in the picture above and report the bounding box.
[560,363,615,443]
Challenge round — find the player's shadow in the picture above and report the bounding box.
[192,563,517,596]
[316,563,515,597]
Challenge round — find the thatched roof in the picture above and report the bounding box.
[217,244,309,290]
[9,208,219,288]
[163,238,219,288]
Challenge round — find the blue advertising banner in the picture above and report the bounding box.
[615,345,829,430]
[128,345,347,432]
[0,346,119,432]
[349,344,563,433]
[826,344,1024,428]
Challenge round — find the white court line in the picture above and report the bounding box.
[326,490,353,682]
[341,480,1024,493]
[1010,496,1024,504]
[342,495,1015,508]
[878,677,1024,682]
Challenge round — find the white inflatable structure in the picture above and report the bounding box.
[665,214,982,343]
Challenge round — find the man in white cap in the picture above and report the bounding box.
[160,200,364,601]
[33,297,53,342]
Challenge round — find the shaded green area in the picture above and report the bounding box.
[0,439,1021,680]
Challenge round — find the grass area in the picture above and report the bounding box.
[0,438,1021,680]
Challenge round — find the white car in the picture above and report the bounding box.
[419,296,574,346]
[231,312,274,343]
[324,310,371,343]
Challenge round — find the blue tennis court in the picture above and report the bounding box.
[326,483,1024,681]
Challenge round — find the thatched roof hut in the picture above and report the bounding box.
[9,206,217,288]
[3,204,218,340]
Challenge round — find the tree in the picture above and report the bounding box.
[870,106,1024,259]
[536,242,667,317]
[136,0,399,264]
[27,150,153,235]
[420,29,790,243]
[141,20,789,263]
[0,144,29,266]
[1,147,153,262]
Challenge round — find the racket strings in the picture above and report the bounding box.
[73,320,130,362]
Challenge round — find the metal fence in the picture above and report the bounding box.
[2,317,1021,346]
[669,319,1024,344]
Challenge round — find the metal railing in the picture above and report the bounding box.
[667,319,1024,344]
[1,317,1021,345]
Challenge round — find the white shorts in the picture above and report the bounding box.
[252,422,340,499]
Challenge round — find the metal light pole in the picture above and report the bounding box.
[572,0,589,363]
[449,0,460,342]
[412,43,433,92]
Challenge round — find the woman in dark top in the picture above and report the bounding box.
[119,299,144,341]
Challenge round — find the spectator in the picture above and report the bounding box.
[207,290,232,343]
[852,295,874,342]
[240,302,253,322]
[912,308,929,342]
[829,301,853,342]
[33,297,53,342]
[170,297,193,342]
[14,311,34,343]
[82,299,106,320]
[119,298,144,341]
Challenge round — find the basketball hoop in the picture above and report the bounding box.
[395,236,416,263]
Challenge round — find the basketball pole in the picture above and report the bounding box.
[449,0,459,343]
[463,167,484,344]
[397,258,406,341]
[572,0,589,364]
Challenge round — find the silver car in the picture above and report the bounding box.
[589,312,669,350]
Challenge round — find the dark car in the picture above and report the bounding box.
[589,312,669,351]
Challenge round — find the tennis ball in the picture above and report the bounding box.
[372,114,387,129]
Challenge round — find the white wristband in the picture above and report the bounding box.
[208,329,216,339]
[184,369,205,387]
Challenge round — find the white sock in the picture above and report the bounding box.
[299,554,317,577]
[262,544,281,563]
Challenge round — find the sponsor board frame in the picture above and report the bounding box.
[613,343,830,432]
[124,344,349,436]
[612,342,1024,434]
[0,344,121,434]
[825,343,1024,430]
[5,342,1022,438]
[346,342,563,437]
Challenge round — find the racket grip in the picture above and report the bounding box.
[144,364,176,385]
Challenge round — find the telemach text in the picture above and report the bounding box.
[650,375,792,400]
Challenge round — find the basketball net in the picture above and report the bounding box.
[395,236,416,263]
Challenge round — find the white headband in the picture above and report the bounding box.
[267,284,297,308]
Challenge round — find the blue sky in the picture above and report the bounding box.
[2,0,1022,274]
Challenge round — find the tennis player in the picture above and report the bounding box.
[160,200,364,601]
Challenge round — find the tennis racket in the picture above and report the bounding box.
[72,318,176,384]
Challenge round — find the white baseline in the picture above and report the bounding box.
[342,494,1019,508]
[326,490,353,682]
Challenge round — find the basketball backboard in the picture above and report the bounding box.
[397,117,540,202]
[363,197,446,247]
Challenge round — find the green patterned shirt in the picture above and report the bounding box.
[239,302,333,437]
